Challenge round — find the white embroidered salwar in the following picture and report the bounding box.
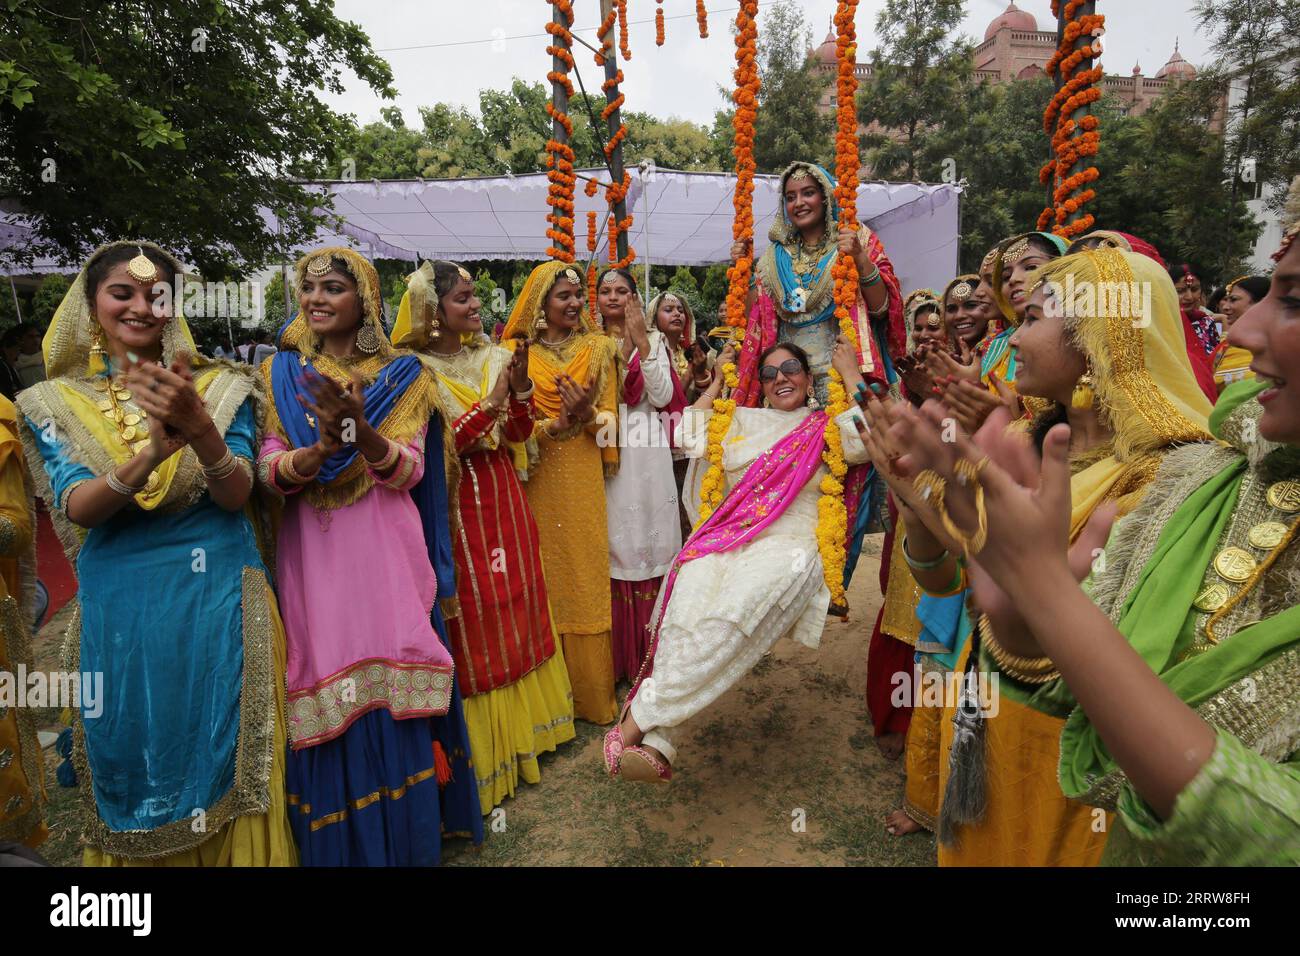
[606,334,682,581]
[630,404,868,762]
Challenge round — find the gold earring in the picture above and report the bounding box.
[430,309,441,335]
[355,320,381,355]
[1071,368,1095,410]
[90,321,107,361]
[534,310,548,332]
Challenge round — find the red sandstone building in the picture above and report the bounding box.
[815,1,1196,119]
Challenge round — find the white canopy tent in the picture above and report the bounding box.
[2,169,964,300]
[289,168,963,298]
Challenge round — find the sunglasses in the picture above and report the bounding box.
[759,358,804,382]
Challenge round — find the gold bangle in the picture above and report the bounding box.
[978,614,1059,684]
[105,467,145,497]
[366,439,401,473]
[279,451,317,485]
[938,458,989,554]
[201,448,239,480]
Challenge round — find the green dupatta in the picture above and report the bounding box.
[1059,379,1300,807]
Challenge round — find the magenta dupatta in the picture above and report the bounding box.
[625,409,829,702]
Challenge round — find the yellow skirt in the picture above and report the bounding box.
[560,630,618,725]
[464,647,577,816]
[937,643,1110,866]
[902,683,942,832]
[84,591,297,867]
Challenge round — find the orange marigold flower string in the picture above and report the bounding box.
[697,0,709,38]
[617,0,633,61]
[1040,0,1104,239]
[655,5,665,46]
[544,0,577,261]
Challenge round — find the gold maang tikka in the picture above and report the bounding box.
[306,254,333,277]
[126,247,159,284]
[1001,237,1030,266]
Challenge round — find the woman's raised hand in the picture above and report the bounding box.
[557,372,598,425]
[507,339,532,393]
[126,351,213,445]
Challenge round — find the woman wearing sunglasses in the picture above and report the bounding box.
[602,337,870,781]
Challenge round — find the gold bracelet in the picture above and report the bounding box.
[978,614,1059,684]
[279,451,318,485]
[936,458,989,554]
[105,467,145,497]
[366,439,401,473]
[201,448,239,480]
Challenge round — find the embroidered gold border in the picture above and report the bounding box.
[287,765,437,833]
[287,658,455,750]
[68,567,276,859]
[0,595,46,844]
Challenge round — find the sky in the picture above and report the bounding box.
[323,0,1216,130]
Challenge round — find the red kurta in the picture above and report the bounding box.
[447,399,557,697]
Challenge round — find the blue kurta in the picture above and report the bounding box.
[27,400,264,832]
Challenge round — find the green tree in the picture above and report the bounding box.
[331,106,430,179]
[1092,81,1258,282]
[752,0,832,172]
[1193,0,1300,221]
[30,273,71,329]
[859,0,975,182]
[924,77,1055,269]
[263,270,288,330]
[0,1,395,277]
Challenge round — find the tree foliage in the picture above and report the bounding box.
[859,0,975,183]
[751,0,832,173]
[0,0,395,277]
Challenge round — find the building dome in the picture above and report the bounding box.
[1156,42,1196,79]
[815,22,837,65]
[985,1,1038,41]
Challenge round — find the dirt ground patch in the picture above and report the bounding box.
[31,534,937,867]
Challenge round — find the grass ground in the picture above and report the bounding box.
[30,535,937,867]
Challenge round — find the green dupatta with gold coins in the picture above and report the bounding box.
[1059,379,1300,863]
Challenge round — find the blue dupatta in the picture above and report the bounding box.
[269,349,425,480]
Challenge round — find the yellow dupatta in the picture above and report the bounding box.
[501,260,619,475]
[16,242,257,552]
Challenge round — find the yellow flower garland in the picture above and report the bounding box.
[818,0,862,611]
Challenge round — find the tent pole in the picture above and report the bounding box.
[640,163,651,305]
[8,275,22,325]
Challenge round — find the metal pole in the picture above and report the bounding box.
[283,265,292,324]
[641,163,651,305]
[600,0,630,264]
[7,275,21,324]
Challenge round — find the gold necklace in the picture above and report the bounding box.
[94,376,161,493]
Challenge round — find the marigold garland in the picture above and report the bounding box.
[595,7,617,65]
[586,9,636,272]
[617,0,633,60]
[544,1,578,261]
[697,0,709,37]
[655,5,665,46]
[1040,2,1105,240]
[697,0,759,525]
[588,261,599,320]
[818,0,862,610]
[587,210,598,252]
